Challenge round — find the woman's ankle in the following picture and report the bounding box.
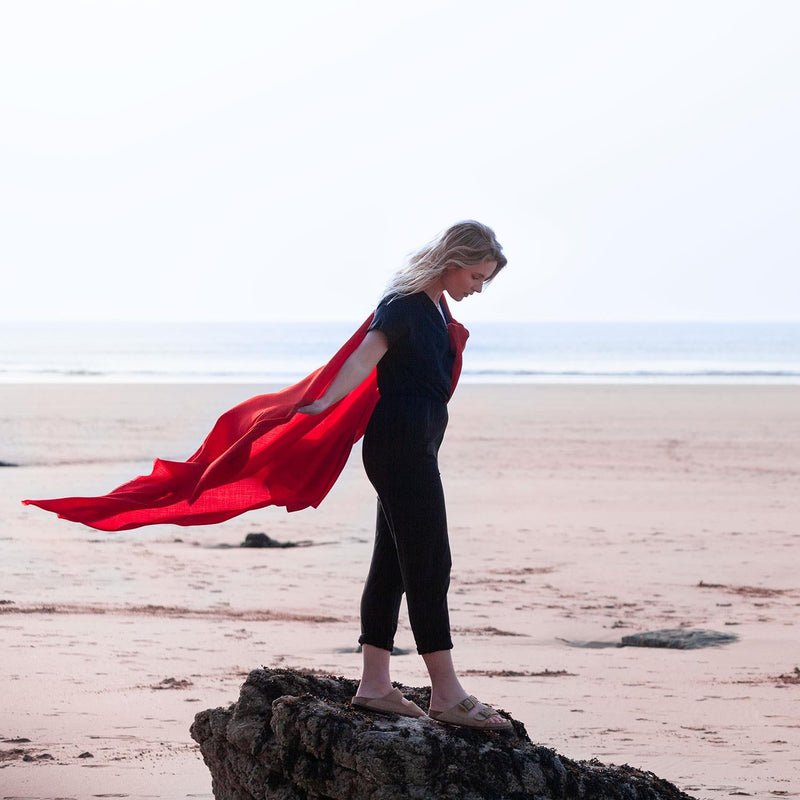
[357,644,394,697]
[356,677,395,698]
[428,683,468,711]
[422,649,467,710]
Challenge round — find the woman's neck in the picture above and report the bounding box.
[423,278,444,305]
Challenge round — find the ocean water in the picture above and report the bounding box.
[1,321,799,384]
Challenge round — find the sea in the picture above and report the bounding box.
[1,321,799,384]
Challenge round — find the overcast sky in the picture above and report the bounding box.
[2,1,798,323]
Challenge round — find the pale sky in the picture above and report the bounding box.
[2,1,798,322]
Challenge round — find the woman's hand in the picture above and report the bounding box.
[297,398,330,415]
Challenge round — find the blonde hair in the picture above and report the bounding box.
[383,220,507,298]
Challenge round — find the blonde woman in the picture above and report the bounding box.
[300,221,511,731]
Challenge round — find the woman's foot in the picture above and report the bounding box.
[423,649,509,728]
[428,695,512,731]
[351,688,426,718]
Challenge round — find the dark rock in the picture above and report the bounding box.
[241,533,302,548]
[78,751,94,758]
[0,461,19,468]
[621,629,738,650]
[190,667,696,800]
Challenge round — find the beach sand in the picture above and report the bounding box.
[2,383,799,799]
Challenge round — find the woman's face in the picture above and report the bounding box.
[442,259,497,301]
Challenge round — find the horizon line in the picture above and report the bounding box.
[3,318,800,326]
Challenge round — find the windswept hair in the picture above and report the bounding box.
[382,220,507,298]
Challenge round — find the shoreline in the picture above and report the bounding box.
[4,319,799,387]
[5,376,800,385]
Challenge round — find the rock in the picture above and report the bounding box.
[621,629,738,650]
[242,533,302,548]
[21,752,52,761]
[190,667,696,800]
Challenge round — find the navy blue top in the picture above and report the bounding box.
[368,292,454,402]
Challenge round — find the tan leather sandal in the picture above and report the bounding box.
[428,695,513,731]
[350,688,426,719]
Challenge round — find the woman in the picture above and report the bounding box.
[299,220,511,731]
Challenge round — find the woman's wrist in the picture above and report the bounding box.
[297,397,330,415]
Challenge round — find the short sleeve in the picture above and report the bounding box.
[368,296,409,348]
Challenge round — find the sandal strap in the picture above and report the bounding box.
[457,695,478,712]
[457,695,498,721]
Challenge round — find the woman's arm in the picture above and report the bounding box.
[297,330,388,415]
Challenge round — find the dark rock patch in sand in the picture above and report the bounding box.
[558,629,739,650]
[207,532,317,549]
[191,667,696,800]
[22,752,53,762]
[241,532,312,548]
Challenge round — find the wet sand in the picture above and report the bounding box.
[2,383,799,798]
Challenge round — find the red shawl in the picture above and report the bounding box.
[23,306,469,531]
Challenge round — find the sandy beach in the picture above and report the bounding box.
[2,382,799,799]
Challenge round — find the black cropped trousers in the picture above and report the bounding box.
[358,394,453,655]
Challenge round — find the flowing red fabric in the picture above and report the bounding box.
[24,305,469,532]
